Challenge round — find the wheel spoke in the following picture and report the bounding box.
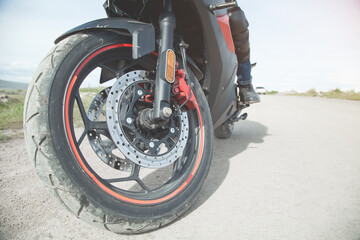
[132,165,149,192]
[75,91,91,145]
[164,137,176,149]
[106,176,133,183]
[122,98,132,106]
[99,59,144,80]
[77,129,87,146]
[135,179,149,192]
[105,164,149,192]
[99,63,118,77]
[170,140,191,182]
[105,163,139,183]
[132,137,141,146]
[75,91,89,126]
[105,163,138,182]
[148,148,156,155]
[134,84,152,95]
[116,59,142,76]
[57,42,199,205]
[132,164,141,177]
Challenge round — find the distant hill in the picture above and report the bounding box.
[0,79,28,90]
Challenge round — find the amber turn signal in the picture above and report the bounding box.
[165,49,175,83]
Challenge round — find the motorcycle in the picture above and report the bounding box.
[24,0,250,234]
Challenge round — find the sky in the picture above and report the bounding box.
[0,0,359,92]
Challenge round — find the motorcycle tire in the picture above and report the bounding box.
[214,122,234,139]
[24,31,213,234]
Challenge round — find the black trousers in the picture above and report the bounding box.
[228,6,250,64]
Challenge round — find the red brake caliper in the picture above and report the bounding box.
[172,68,197,110]
[142,68,197,110]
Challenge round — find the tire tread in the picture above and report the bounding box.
[24,32,213,234]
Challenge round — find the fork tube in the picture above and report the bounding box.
[153,0,176,120]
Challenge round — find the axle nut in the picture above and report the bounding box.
[162,107,173,118]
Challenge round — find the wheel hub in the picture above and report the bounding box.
[106,70,189,169]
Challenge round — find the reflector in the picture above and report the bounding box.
[165,49,176,83]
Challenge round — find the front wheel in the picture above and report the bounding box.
[24,31,213,234]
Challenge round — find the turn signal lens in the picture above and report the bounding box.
[165,49,175,83]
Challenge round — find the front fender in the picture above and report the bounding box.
[55,18,155,59]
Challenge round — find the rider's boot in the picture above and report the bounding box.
[237,60,260,104]
[227,6,260,104]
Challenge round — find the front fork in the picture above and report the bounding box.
[141,0,195,127]
[153,0,176,120]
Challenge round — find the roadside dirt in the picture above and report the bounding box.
[0,137,117,240]
[1,95,360,240]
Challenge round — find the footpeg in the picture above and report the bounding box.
[209,1,237,11]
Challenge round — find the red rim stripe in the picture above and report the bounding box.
[64,44,204,205]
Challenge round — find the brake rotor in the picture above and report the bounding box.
[106,70,189,169]
[87,88,134,172]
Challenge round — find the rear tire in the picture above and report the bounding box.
[24,31,213,234]
[214,122,234,139]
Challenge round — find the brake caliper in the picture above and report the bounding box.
[172,68,197,110]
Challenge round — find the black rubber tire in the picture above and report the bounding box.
[214,122,234,139]
[23,31,213,234]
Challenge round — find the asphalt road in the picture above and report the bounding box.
[1,95,360,240]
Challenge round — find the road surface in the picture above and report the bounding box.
[1,95,360,240]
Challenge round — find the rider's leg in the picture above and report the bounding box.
[237,60,260,104]
[228,6,260,104]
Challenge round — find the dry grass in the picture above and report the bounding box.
[0,90,25,130]
[0,90,26,142]
[265,90,279,95]
[288,88,360,101]
[320,89,360,101]
[0,88,105,142]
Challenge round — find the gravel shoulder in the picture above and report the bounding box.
[1,95,360,240]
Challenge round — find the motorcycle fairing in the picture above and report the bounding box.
[191,0,238,128]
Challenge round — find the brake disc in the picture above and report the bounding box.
[87,88,133,172]
[106,70,189,169]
